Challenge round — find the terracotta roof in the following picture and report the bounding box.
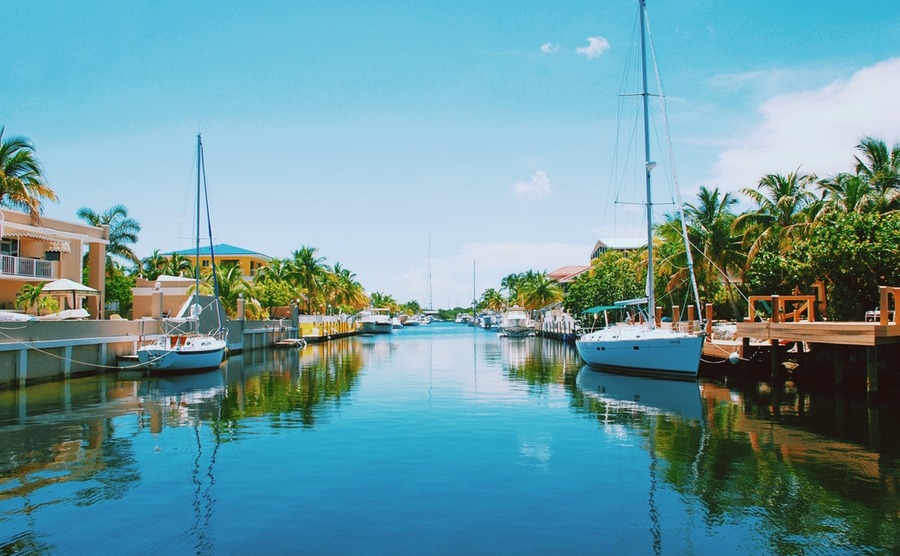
[547,265,590,282]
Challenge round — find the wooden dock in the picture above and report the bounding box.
[733,286,900,397]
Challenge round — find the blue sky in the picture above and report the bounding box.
[4,1,900,309]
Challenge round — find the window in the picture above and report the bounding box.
[1,238,19,257]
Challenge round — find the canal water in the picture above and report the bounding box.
[1,322,898,555]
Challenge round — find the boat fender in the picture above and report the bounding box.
[728,352,740,365]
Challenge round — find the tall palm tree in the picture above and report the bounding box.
[288,246,328,313]
[328,262,367,313]
[733,170,819,262]
[854,136,900,212]
[678,185,745,318]
[0,127,58,217]
[76,204,142,265]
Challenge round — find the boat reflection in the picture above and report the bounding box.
[575,365,702,423]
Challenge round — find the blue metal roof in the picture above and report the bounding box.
[163,243,271,260]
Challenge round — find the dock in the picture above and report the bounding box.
[733,286,900,397]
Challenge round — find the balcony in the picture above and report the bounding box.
[1,254,58,279]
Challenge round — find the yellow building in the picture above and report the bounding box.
[0,209,108,316]
[163,243,271,280]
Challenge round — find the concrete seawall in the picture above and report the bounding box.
[0,315,355,390]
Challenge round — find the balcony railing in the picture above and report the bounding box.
[1,254,58,279]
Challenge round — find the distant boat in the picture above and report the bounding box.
[136,134,227,372]
[575,0,704,378]
[499,306,532,337]
[358,308,394,334]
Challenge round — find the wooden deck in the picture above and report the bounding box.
[735,320,900,347]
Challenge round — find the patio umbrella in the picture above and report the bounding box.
[41,278,99,310]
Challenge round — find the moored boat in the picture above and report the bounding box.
[136,134,227,373]
[575,0,704,378]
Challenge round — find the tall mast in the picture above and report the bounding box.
[195,133,202,311]
[639,0,656,327]
[427,235,433,310]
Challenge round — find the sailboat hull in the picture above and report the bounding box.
[136,336,227,372]
[576,326,704,377]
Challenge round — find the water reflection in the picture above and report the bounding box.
[0,341,365,554]
[1,333,899,555]
[501,336,582,388]
[571,366,900,555]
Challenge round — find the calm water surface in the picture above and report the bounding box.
[1,323,899,555]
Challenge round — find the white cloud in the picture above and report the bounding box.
[707,58,900,194]
[513,170,551,201]
[540,42,560,54]
[576,36,610,59]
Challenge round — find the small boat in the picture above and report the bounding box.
[499,306,532,337]
[136,134,227,373]
[575,0,704,378]
[357,308,394,334]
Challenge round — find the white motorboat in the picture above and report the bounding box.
[575,0,704,378]
[500,306,532,337]
[358,308,394,334]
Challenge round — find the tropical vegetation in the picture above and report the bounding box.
[5,126,898,325]
[0,126,58,217]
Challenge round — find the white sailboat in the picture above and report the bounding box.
[575,0,704,378]
[136,135,228,372]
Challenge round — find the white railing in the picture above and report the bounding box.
[0,254,58,279]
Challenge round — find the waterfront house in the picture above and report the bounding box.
[161,243,271,281]
[0,209,108,317]
[589,237,646,260]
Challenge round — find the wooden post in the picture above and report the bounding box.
[867,346,879,399]
[655,306,662,327]
[705,304,713,339]
[879,286,889,326]
[672,306,680,327]
[687,305,695,332]
[833,346,845,388]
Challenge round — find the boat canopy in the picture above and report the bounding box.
[582,305,620,314]
[614,298,649,307]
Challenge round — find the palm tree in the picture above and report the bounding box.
[480,288,505,312]
[15,282,47,315]
[734,170,819,262]
[817,172,874,216]
[516,272,563,311]
[139,250,168,280]
[0,127,58,217]
[287,246,328,313]
[328,262,367,313]
[76,204,142,265]
[368,292,397,313]
[677,185,745,318]
[163,253,193,277]
[854,136,900,212]
[255,257,291,284]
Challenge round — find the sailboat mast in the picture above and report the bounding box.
[195,134,202,311]
[639,0,656,327]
